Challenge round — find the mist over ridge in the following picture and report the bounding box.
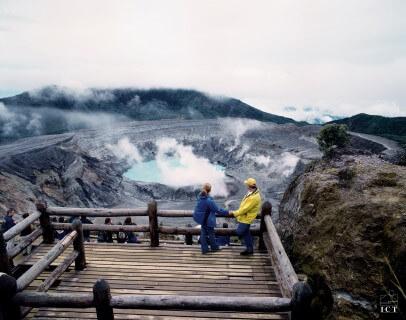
[0,85,303,144]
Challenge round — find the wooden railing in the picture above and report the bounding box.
[0,200,314,320]
[42,200,261,246]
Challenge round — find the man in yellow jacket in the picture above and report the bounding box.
[230,178,261,255]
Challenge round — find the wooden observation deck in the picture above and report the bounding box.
[0,201,313,320]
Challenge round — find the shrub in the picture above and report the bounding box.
[338,167,356,187]
[371,172,398,187]
[317,124,349,157]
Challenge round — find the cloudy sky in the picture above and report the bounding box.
[1,0,405,122]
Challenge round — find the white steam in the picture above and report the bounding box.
[108,137,228,196]
[107,137,143,163]
[299,135,318,145]
[155,138,228,196]
[235,144,250,159]
[246,152,299,177]
[269,152,300,177]
[247,154,272,167]
[221,118,263,144]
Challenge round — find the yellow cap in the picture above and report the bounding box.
[244,178,257,187]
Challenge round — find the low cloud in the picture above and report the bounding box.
[62,111,128,131]
[0,102,130,143]
[25,112,42,135]
[279,106,339,124]
[28,86,115,105]
[273,102,405,124]
[0,102,43,139]
[1,1,406,120]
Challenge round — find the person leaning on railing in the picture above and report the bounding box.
[228,178,262,256]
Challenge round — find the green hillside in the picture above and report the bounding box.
[329,113,406,148]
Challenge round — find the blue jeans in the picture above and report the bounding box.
[200,225,219,253]
[236,223,253,252]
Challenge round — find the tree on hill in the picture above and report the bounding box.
[317,124,349,157]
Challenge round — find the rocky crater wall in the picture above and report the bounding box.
[278,154,406,319]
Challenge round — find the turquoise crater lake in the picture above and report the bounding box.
[124,157,225,185]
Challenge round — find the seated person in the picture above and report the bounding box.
[97,218,113,243]
[124,217,140,243]
[116,222,128,243]
[216,223,231,246]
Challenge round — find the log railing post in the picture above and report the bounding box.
[258,201,272,251]
[290,281,314,319]
[72,219,86,270]
[36,201,54,244]
[148,201,159,247]
[0,232,12,275]
[0,273,21,320]
[93,279,114,320]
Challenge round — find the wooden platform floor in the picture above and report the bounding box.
[20,242,288,320]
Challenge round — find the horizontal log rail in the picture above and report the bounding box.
[46,206,261,218]
[46,207,148,217]
[110,294,291,312]
[13,291,94,308]
[11,290,291,312]
[16,230,77,291]
[51,222,260,236]
[159,225,260,236]
[3,211,41,241]
[52,222,150,233]
[157,209,194,217]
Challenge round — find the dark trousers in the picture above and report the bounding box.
[200,225,219,253]
[236,223,253,252]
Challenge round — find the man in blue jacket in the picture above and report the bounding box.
[2,208,16,232]
[193,183,229,254]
